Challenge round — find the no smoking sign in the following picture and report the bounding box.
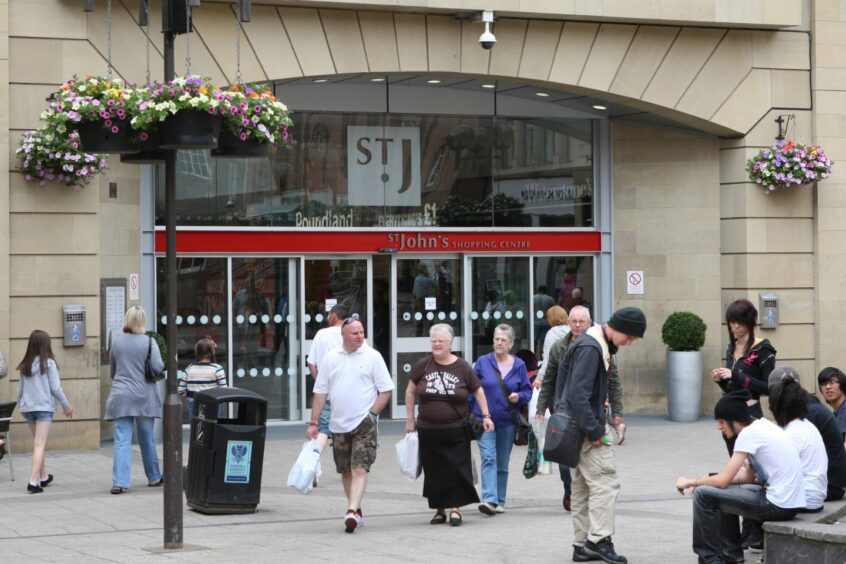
[627,271,644,295]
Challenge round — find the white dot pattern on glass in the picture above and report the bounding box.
[304,314,311,323]
[315,314,324,323]
[414,312,422,321]
[249,368,258,377]
[236,315,245,324]
[450,311,458,320]
[248,314,257,324]
[288,367,296,376]
[262,368,270,377]
[213,315,221,324]
[493,311,501,319]
[237,368,246,378]
[438,312,446,320]
[426,312,434,320]
[516,311,524,319]
[273,315,282,323]
[275,368,284,376]
[403,363,411,373]
[286,315,294,323]
[261,315,270,324]
[536,310,544,319]
[187,315,196,325]
[161,316,167,325]
[200,315,209,324]
[505,311,513,319]
[470,311,478,320]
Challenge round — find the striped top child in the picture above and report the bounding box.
[178,338,226,397]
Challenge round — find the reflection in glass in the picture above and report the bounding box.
[156,113,594,229]
[231,258,299,421]
[533,256,594,353]
[396,258,462,339]
[156,258,228,423]
[471,257,530,358]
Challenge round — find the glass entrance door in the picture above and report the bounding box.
[393,256,463,413]
[302,257,370,418]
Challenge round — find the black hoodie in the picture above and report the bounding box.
[718,338,777,400]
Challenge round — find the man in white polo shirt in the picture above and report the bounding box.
[307,315,394,534]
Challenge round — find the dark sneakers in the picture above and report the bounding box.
[573,544,601,562]
[40,474,54,487]
[583,537,627,564]
[27,482,44,494]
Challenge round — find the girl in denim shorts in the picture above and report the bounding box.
[16,330,73,493]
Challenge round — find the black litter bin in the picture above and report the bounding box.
[185,387,267,514]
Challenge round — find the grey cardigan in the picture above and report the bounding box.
[17,358,71,413]
[105,333,164,420]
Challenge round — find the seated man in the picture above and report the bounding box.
[774,366,846,502]
[676,390,806,564]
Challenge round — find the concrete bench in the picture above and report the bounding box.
[764,498,846,563]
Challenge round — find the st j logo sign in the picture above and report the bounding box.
[347,126,421,206]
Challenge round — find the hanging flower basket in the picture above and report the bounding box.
[130,75,228,149]
[42,76,136,154]
[120,129,166,164]
[221,84,293,149]
[211,129,268,158]
[747,139,833,192]
[16,128,108,189]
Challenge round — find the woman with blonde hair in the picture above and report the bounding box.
[104,306,164,494]
[17,330,73,493]
[534,305,570,389]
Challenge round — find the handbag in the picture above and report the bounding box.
[437,371,484,441]
[492,365,532,446]
[543,405,584,468]
[144,336,163,383]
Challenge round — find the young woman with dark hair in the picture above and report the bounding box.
[711,299,777,451]
[769,372,827,512]
[16,330,73,493]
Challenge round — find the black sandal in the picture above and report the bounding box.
[430,511,447,525]
[448,510,462,526]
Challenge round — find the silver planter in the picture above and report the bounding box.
[666,350,703,422]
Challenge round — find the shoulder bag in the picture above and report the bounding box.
[493,366,532,446]
[436,371,484,441]
[543,377,585,467]
[144,336,163,382]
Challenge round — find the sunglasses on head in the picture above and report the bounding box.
[342,313,361,326]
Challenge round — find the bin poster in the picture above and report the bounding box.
[224,440,253,484]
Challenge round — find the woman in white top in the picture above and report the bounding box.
[534,306,569,389]
[769,369,828,511]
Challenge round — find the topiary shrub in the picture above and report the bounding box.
[661,312,706,351]
[145,331,167,365]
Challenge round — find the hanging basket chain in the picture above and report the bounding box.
[235,2,242,86]
[106,0,113,79]
[185,0,192,75]
[142,0,151,84]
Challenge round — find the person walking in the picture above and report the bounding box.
[306,303,350,486]
[178,337,226,417]
[307,316,394,533]
[104,306,164,494]
[405,324,494,526]
[472,323,532,516]
[16,330,73,493]
[560,307,646,564]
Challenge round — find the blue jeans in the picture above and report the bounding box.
[693,484,799,563]
[478,424,516,506]
[113,416,162,488]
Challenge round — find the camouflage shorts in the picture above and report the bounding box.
[332,415,378,473]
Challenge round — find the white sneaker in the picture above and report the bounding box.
[494,505,505,514]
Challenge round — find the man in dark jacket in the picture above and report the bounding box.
[559,307,646,564]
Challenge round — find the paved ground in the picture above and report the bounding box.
[0,416,728,563]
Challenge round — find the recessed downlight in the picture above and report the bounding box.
[313,78,328,83]
[427,79,442,84]
[481,83,496,89]
[535,92,550,97]
[592,104,608,110]
[370,77,386,82]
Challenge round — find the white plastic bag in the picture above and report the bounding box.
[287,440,321,494]
[395,432,421,480]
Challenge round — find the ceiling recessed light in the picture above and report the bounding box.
[427,79,442,84]
[535,92,550,97]
[481,83,496,89]
[370,77,385,82]
[592,104,608,110]
[313,78,328,83]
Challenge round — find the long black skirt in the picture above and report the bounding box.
[418,426,479,509]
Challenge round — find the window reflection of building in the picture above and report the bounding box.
[157,113,594,229]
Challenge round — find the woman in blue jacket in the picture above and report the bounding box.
[471,323,532,515]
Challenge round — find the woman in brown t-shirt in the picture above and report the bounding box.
[406,323,494,526]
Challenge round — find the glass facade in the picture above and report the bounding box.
[154,113,592,229]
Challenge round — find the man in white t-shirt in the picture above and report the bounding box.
[307,317,394,534]
[676,390,806,564]
[306,303,349,481]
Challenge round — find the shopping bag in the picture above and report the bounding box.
[287,440,321,494]
[395,432,421,480]
[522,432,539,479]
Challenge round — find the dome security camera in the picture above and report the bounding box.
[479,22,496,50]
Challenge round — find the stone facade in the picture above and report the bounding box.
[1,0,840,447]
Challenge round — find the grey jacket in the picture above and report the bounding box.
[104,333,164,420]
[17,358,70,413]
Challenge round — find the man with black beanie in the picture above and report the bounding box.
[559,306,646,564]
[676,390,806,563]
